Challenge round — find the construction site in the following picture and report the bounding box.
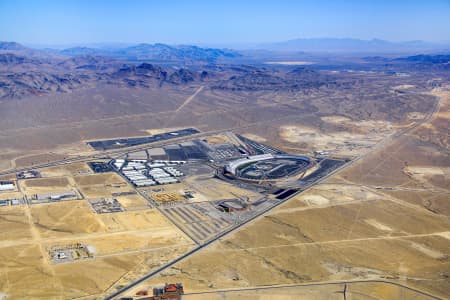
[48,243,95,264]
[88,198,125,214]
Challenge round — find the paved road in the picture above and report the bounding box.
[320,182,450,195]
[103,155,352,299]
[1,89,441,299]
[182,279,442,300]
[0,112,319,177]
[104,95,443,299]
[175,86,204,113]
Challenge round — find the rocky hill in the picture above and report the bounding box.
[1,41,447,100]
[212,67,333,91]
[0,53,41,65]
[395,54,450,64]
[55,43,241,63]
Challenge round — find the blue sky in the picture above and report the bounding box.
[0,0,449,46]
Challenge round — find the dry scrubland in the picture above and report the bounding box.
[122,87,450,299]
[74,172,135,198]
[0,203,195,299]
[39,162,93,177]
[0,243,193,299]
[183,176,261,201]
[20,177,73,196]
[0,172,195,299]
[279,117,395,157]
[0,71,435,170]
[0,70,447,299]
[182,282,434,300]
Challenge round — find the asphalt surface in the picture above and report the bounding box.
[103,95,443,299]
[1,94,442,300]
[182,279,442,300]
[104,156,351,300]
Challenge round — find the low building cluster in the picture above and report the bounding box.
[0,198,20,206]
[122,283,184,300]
[115,159,185,187]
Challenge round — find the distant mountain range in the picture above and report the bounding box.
[2,39,449,63]
[0,41,29,51]
[0,41,241,63]
[56,43,242,63]
[257,38,450,53]
[0,40,448,99]
[395,54,450,64]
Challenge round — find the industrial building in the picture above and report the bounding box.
[114,159,125,169]
[217,198,249,213]
[131,283,184,300]
[0,181,15,192]
[147,147,168,160]
[127,150,148,160]
[0,199,20,206]
[31,190,78,203]
[16,170,41,179]
[89,198,124,214]
[164,167,183,177]
[114,159,183,187]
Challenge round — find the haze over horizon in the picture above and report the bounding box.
[1,0,450,47]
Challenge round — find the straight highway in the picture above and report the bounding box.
[103,95,443,299]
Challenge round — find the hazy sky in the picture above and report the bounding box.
[1,0,449,46]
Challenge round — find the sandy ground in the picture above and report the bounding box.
[0,201,194,299]
[184,176,261,201]
[279,183,381,210]
[0,154,196,299]
[205,134,234,144]
[0,206,33,241]
[404,166,450,189]
[14,153,67,169]
[0,191,23,200]
[73,172,135,198]
[119,87,450,299]
[145,127,189,135]
[0,174,17,181]
[181,282,434,300]
[241,133,267,142]
[22,177,70,188]
[0,83,447,299]
[39,162,93,177]
[124,177,450,297]
[116,194,149,209]
[392,84,416,90]
[19,176,77,197]
[279,118,394,157]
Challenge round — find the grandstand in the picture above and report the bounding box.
[224,154,312,182]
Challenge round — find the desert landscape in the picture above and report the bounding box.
[0,3,449,298]
[111,85,449,299]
